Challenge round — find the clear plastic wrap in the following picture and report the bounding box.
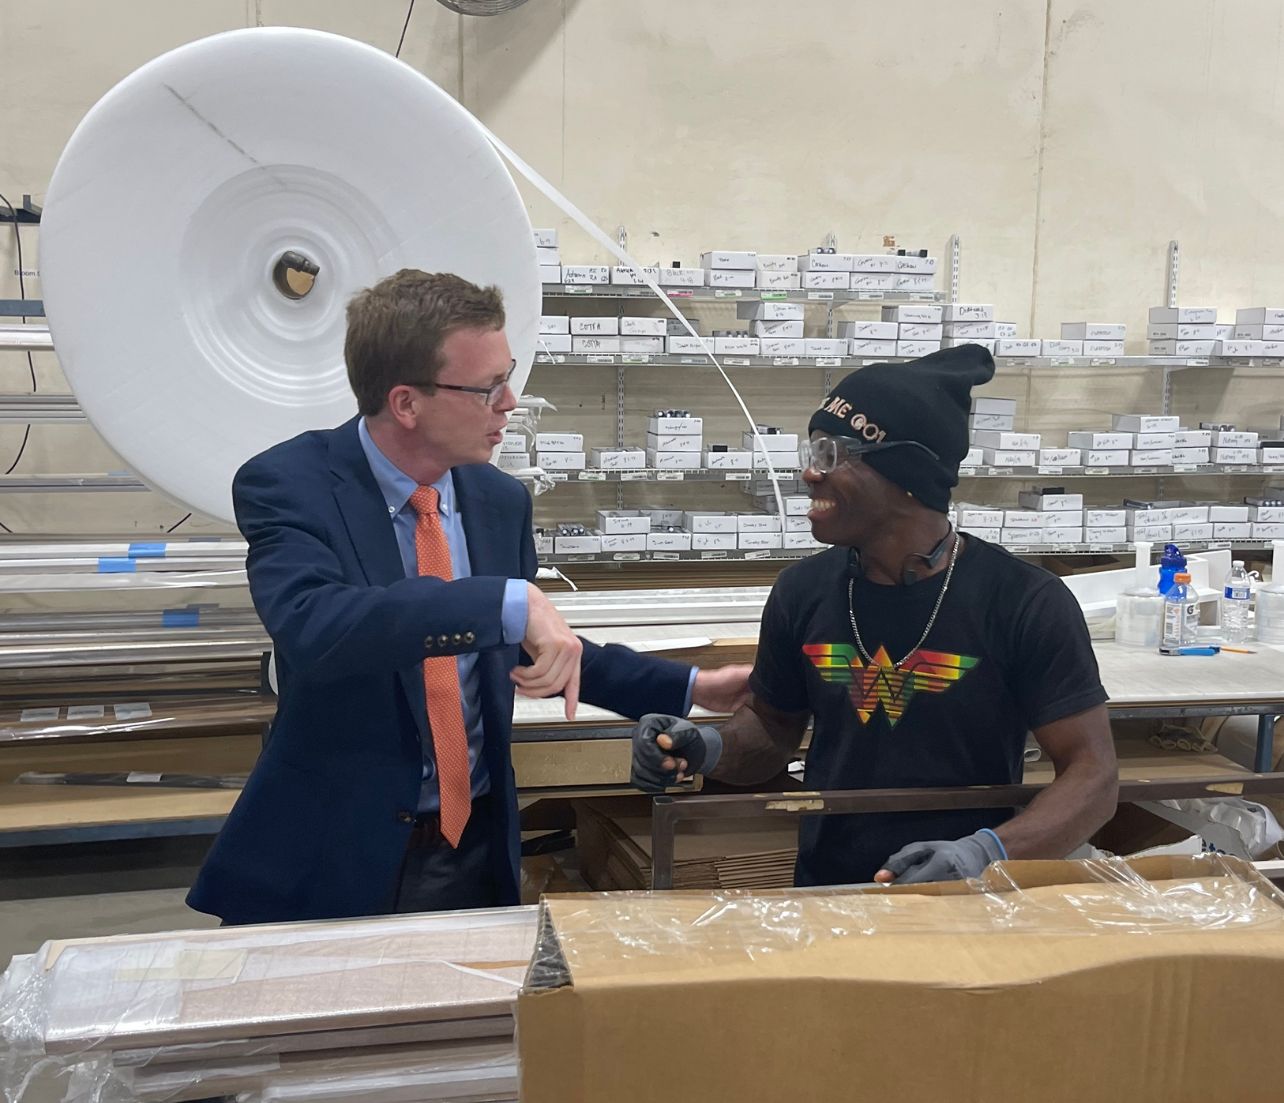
[1,907,535,1103]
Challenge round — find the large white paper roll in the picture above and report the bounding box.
[40,28,540,523]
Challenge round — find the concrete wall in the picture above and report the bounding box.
[2,0,1283,535]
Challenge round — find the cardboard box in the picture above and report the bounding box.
[1210,504,1250,523]
[958,525,1001,542]
[881,305,943,324]
[1213,447,1258,465]
[1041,339,1083,356]
[995,339,1042,357]
[597,531,647,552]
[666,335,707,355]
[536,451,587,471]
[898,323,944,341]
[784,531,825,550]
[590,449,646,471]
[645,531,692,551]
[1212,430,1259,448]
[1174,430,1212,447]
[797,252,853,272]
[1251,504,1284,523]
[848,339,898,357]
[1112,414,1180,434]
[610,266,661,285]
[1253,522,1284,540]
[941,303,995,322]
[751,319,804,338]
[500,431,528,453]
[497,452,530,472]
[1148,306,1218,324]
[736,514,782,533]
[1084,509,1126,527]
[1003,509,1043,529]
[894,274,936,291]
[619,336,665,355]
[646,432,701,453]
[1219,340,1265,357]
[783,496,812,516]
[1148,323,1217,340]
[896,340,941,357]
[532,228,558,248]
[572,336,621,354]
[553,534,600,554]
[943,338,995,351]
[619,317,668,337]
[968,412,1014,431]
[755,271,801,291]
[1036,448,1081,466]
[760,338,807,356]
[644,508,684,528]
[801,271,849,289]
[962,447,984,467]
[713,336,760,355]
[1067,431,1131,451]
[657,267,705,287]
[596,510,651,534]
[1172,522,1214,542]
[849,254,897,272]
[755,254,799,274]
[1084,449,1131,466]
[704,448,753,469]
[1148,340,1217,356]
[1019,491,1083,511]
[1214,522,1252,540]
[744,431,800,451]
[804,338,848,357]
[1084,527,1127,544]
[701,250,757,270]
[1133,431,1177,451]
[1127,522,1173,542]
[646,449,701,470]
[971,397,1017,415]
[707,270,756,289]
[1235,323,1284,340]
[648,415,702,435]
[536,432,584,451]
[1083,341,1125,356]
[941,321,996,339]
[1043,510,1084,529]
[1061,322,1126,340]
[972,431,1041,451]
[533,532,554,555]
[684,511,738,534]
[561,265,610,284]
[984,449,1036,467]
[691,532,738,551]
[537,334,572,353]
[539,315,571,335]
[893,254,937,274]
[752,451,800,471]
[737,302,804,321]
[1236,307,1284,325]
[536,246,558,267]
[1172,447,1211,465]
[999,527,1041,545]
[540,265,562,284]
[1262,445,1284,464]
[849,274,898,291]
[738,532,783,550]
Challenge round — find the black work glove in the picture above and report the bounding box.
[631,713,722,794]
[877,828,1007,885]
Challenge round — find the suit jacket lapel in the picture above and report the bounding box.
[454,465,506,579]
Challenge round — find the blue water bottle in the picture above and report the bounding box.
[1158,543,1186,595]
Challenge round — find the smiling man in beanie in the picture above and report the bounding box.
[632,345,1119,887]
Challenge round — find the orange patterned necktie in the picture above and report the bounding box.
[409,485,471,847]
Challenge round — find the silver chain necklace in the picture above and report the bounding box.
[847,530,960,669]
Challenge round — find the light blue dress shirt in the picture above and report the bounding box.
[358,419,528,812]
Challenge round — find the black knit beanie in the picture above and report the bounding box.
[808,344,996,513]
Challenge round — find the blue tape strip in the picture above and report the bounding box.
[98,558,136,573]
[128,542,166,558]
[162,609,200,628]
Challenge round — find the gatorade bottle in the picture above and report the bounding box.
[1161,571,1196,653]
[1158,543,1186,595]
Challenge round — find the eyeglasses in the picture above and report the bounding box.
[802,434,941,474]
[404,360,516,406]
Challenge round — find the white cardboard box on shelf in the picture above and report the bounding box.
[1085,509,1127,527]
[648,415,702,435]
[756,254,799,273]
[1085,527,1127,544]
[805,339,848,357]
[1172,505,1211,524]
[752,319,804,338]
[533,228,558,248]
[1172,523,1214,543]
[985,450,1037,467]
[1004,510,1043,529]
[849,339,898,357]
[647,449,702,470]
[972,397,1018,415]
[1148,324,1217,340]
[536,451,587,471]
[1112,414,1180,434]
[1218,340,1265,356]
[1037,448,1082,466]
[881,305,943,324]
[707,270,756,289]
[598,532,647,552]
[591,448,647,471]
[1084,449,1131,466]
[745,430,800,451]
[658,268,705,287]
[839,321,899,340]
[850,254,897,272]
[1068,431,1132,450]
[1214,522,1252,540]
[802,271,849,289]
[645,508,685,527]
[1148,306,1217,324]
[798,252,853,272]
[958,526,1002,542]
[1260,341,1284,355]
[1134,431,1178,451]
[942,321,997,339]
[849,274,899,291]
[782,496,811,516]
[962,447,984,466]
[1236,307,1284,325]
[1234,324,1284,340]
[1210,505,1251,523]
[761,338,806,356]
[539,316,570,334]
[571,317,620,335]
[899,323,945,340]
[1041,340,1084,356]
[562,265,610,284]
[501,431,527,453]
[667,335,707,354]
[713,336,760,355]
[942,304,995,322]
[610,266,661,285]
[1252,504,1284,523]
[752,451,800,470]
[1148,340,1217,356]
[538,334,572,353]
[1261,445,1284,464]
[1000,528,1043,546]
[701,250,757,269]
[1044,511,1085,529]
[895,275,936,291]
[646,432,701,453]
[535,532,554,556]
[973,430,1040,450]
[620,337,665,354]
[784,515,812,532]
[596,510,651,534]
[996,322,1019,338]
[958,506,1004,528]
[1253,522,1284,540]
[646,531,693,552]
[1213,447,1258,465]
[1212,430,1259,448]
[1126,523,1174,542]
[1019,491,1084,511]
[497,452,530,472]
[684,511,739,534]
[784,532,825,550]
[756,271,802,291]
[737,514,783,533]
[896,341,942,357]
[705,449,753,469]
[1083,341,1126,356]
[1172,447,1211,464]
[1212,324,1235,340]
[1062,323,1127,340]
[691,532,738,551]
[942,338,996,351]
[536,432,584,451]
[996,339,1042,356]
[554,534,601,554]
[894,255,938,274]
[540,265,562,283]
[738,302,805,321]
[1175,430,1213,447]
[968,413,1013,431]
[572,336,621,354]
[1130,450,1174,466]
[619,317,668,337]
[739,532,783,550]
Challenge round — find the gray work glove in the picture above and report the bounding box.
[878,828,1007,885]
[631,713,723,794]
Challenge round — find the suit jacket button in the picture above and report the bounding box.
[423,636,433,650]
[464,631,476,644]
[397,811,414,824]
[438,634,449,646]
[452,633,462,645]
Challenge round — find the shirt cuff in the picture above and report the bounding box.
[501,578,529,645]
[682,665,698,716]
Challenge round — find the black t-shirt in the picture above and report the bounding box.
[749,536,1108,887]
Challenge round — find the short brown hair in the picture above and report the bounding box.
[344,269,506,416]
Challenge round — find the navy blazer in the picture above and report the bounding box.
[187,417,691,925]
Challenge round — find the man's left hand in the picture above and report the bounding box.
[690,664,753,714]
[874,828,1006,885]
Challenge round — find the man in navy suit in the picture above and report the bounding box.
[188,270,749,925]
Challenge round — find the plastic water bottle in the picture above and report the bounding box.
[1161,571,1195,653]
[1221,560,1252,643]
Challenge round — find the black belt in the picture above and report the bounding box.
[407,793,492,849]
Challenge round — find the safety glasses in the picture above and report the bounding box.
[801,434,941,474]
